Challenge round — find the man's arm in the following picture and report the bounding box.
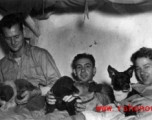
[16,49,60,104]
[39,49,61,96]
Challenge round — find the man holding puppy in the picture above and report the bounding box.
[47,53,114,113]
[0,13,61,105]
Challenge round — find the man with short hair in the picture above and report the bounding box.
[119,47,152,117]
[0,13,61,104]
[129,47,152,107]
[47,53,114,113]
[72,53,114,112]
[71,53,96,83]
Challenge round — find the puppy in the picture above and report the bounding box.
[46,76,79,115]
[0,81,17,111]
[14,79,45,111]
[108,65,139,116]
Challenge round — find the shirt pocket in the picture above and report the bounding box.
[24,65,42,78]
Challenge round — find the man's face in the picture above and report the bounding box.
[135,57,152,85]
[73,58,96,82]
[2,24,24,52]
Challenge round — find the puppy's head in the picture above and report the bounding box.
[15,79,36,100]
[108,65,134,92]
[108,65,134,101]
[51,76,79,99]
[0,81,16,107]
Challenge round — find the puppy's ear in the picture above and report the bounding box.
[107,65,117,78]
[125,66,134,78]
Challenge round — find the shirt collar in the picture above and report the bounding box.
[8,42,31,61]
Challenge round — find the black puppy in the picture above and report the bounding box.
[14,79,45,111]
[0,81,17,111]
[0,83,14,103]
[108,65,139,116]
[46,76,79,115]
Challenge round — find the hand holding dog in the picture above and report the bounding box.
[132,97,152,107]
[75,99,86,113]
[16,91,32,104]
[63,94,86,113]
[46,91,56,105]
[46,92,80,105]
[16,89,41,104]
[62,94,79,102]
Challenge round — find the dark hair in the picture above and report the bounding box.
[131,47,152,65]
[72,53,95,69]
[0,13,23,34]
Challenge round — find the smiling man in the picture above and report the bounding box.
[71,53,114,113]
[132,48,152,85]
[0,13,61,106]
[120,47,152,116]
[46,53,114,114]
[72,53,96,83]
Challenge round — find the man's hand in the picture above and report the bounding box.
[63,94,78,102]
[46,91,56,105]
[62,94,86,113]
[120,94,141,106]
[75,99,86,113]
[16,91,32,104]
[16,89,41,105]
[131,97,152,106]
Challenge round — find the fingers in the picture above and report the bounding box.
[75,105,86,113]
[131,97,145,106]
[125,94,140,102]
[132,101,142,106]
[16,91,29,104]
[119,94,140,106]
[132,97,145,103]
[21,91,28,97]
[63,94,79,102]
[75,99,86,113]
[76,98,82,102]
[63,95,72,102]
[63,95,74,102]
[46,91,56,105]
[137,112,144,118]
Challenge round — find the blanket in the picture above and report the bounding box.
[0,107,69,120]
[59,84,152,120]
[1,83,152,120]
